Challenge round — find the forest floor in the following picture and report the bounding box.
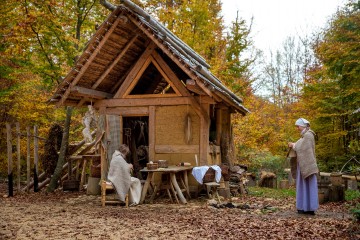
[0,182,359,240]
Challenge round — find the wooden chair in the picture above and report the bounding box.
[101,180,129,207]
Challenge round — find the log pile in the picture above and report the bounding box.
[228,165,248,196]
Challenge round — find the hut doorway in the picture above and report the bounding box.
[122,116,149,179]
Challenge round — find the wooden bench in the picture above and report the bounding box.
[204,182,220,200]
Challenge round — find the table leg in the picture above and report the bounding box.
[170,173,187,204]
[183,170,191,198]
[140,172,153,204]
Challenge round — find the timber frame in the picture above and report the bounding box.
[51,1,249,180]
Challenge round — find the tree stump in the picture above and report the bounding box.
[279,180,289,189]
[328,184,345,202]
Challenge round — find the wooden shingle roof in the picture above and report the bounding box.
[51,2,249,115]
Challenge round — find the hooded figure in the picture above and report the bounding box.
[107,144,142,205]
[288,118,319,215]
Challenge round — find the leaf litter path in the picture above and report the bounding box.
[0,186,358,240]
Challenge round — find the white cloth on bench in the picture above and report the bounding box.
[192,165,222,184]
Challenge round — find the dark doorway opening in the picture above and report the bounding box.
[122,116,149,180]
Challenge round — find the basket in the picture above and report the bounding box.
[155,160,168,168]
[203,168,215,183]
[147,162,158,170]
[90,165,101,178]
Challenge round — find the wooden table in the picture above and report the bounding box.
[140,166,193,204]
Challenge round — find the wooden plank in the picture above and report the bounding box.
[149,106,156,161]
[92,34,139,89]
[71,86,113,99]
[57,15,123,107]
[114,41,157,98]
[105,106,149,116]
[155,145,199,154]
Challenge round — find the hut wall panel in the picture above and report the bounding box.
[155,105,199,145]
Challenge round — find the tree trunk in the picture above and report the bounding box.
[47,106,73,192]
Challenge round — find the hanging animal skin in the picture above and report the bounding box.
[184,114,192,144]
[82,105,97,143]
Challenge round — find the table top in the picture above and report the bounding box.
[140,165,193,173]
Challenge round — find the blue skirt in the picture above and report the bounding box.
[296,163,319,211]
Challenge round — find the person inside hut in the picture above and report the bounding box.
[107,144,142,206]
[288,118,319,215]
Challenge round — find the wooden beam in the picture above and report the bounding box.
[71,86,113,99]
[94,96,214,108]
[186,79,206,95]
[57,15,123,107]
[143,55,182,96]
[151,51,189,96]
[125,93,179,98]
[122,56,153,97]
[114,41,157,98]
[92,34,139,89]
[104,106,149,116]
[155,145,199,154]
[195,79,222,102]
[128,15,219,102]
[150,51,209,123]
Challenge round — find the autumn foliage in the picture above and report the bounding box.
[0,0,359,178]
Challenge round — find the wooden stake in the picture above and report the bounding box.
[16,123,21,192]
[26,126,31,193]
[6,123,13,197]
[33,125,39,192]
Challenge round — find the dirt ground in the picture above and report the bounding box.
[0,182,359,240]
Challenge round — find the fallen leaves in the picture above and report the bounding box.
[0,183,358,239]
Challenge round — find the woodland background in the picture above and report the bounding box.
[0,0,359,179]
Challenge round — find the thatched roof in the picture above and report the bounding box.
[51,2,249,115]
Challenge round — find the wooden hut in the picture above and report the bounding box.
[51,1,249,184]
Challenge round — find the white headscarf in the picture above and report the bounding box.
[295,118,310,127]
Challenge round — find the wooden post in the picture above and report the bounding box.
[26,126,31,192]
[33,125,39,192]
[199,103,209,165]
[215,108,222,145]
[6,123,13,197]
[149,106,155,161]
[16,123,21,192]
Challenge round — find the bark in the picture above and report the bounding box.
[47,107,73,192]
